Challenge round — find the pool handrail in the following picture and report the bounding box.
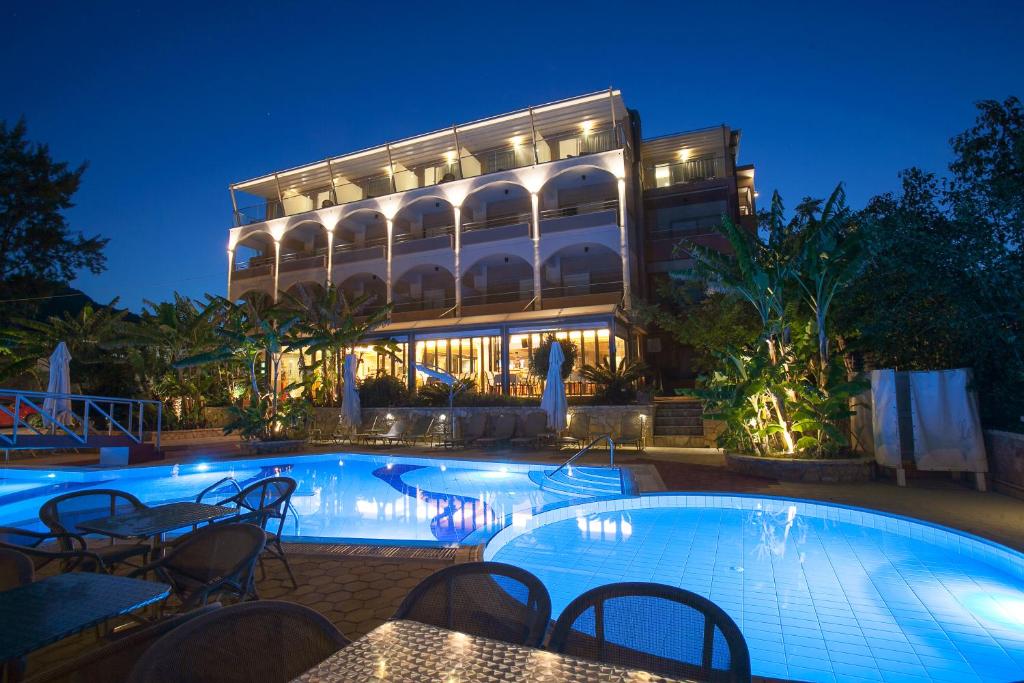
[547,434,617,487]
[195,476,243,504]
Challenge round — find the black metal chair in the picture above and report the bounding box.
[25,604,221,683]
[125,600,348,683]
[128,523,265,611]
[38,490,151,571]
[547,582,751,683]
[392,561,551,647]
[0,526,108,573]
[201,476,298,588]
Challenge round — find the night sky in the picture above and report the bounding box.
[3,1,1022,311]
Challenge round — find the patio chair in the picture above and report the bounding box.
[547,582,751,683]
[354,414,387,444]
[509,411,549,448]
[0,527,107,573]
[475,413,517,448]
[392,561,551,647]
[370,417,410,447]
[203,476,299,589]
[403,415,437,445]
[38,490,151,571]
[128,522,266,611]
[25,604,221,683]
[555,412,591,450]
[613,414,645,452]
[126,601,349,683]
[448,412,488,449]
[0,548,33,590]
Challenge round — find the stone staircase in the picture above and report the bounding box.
[652,400,706,447]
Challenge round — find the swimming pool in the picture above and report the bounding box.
[0,454,621,545]
[487,494,1024,683]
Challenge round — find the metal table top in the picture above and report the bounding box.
[0,572,170,661]
[292,620,693,683]
[76,502,236,539]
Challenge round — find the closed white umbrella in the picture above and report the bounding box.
[43,342,73,427]
[539,341,568,434]
[341,353,361,428]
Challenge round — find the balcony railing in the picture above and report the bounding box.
[461,211,532,234]
[644,155,726,190]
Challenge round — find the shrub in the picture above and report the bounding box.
[529,334,578,381]
[579,359,651,405]
[358,375,409,407]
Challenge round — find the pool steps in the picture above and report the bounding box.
[530,467,623,497]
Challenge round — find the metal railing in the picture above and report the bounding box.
[461,211,532,233]
[539,198,618,220]
[547,434,619,491]
[0,388,163,452]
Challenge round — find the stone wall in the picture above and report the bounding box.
[313,405,654,439]
[986,429,1024,498]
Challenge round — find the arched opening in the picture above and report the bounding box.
[337,272,387,309]
[393,196,455,245]
[541,243,622,306]
[335,209,387,251]
[538,167,619,235]
[232,232,276,283]
[279,221,328,273]
[460,253,534,313]
[461,181,531,233]
[393,264,455,316]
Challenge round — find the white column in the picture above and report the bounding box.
[272,239,281,303]
[453,206,462,312]
[325,231,334,285]
[385,219,394,304]
[617,178,631,309]
[531,193,541,310]
[226,249,234,299]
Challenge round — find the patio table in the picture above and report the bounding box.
[75,502,236,541]
[292,619,695,682]
[0,572,169,661]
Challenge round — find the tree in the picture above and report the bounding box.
[528,334,579,381]
[0,119,108,324]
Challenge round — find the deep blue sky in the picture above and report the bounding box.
[3,1,1022,311]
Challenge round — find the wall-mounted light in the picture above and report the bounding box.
[510,135,523,147]
[678,148,690,162]
[580,120,593,133]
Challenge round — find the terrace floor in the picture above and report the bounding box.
[14,442,1024,682]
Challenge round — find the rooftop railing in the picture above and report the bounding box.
[231,122,626,227]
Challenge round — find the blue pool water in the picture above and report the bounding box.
[488,495,1024,683]
[0,454,605,545]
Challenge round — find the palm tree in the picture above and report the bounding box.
[280,283,391,405]
[578,359,650,404]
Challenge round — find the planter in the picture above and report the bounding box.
[239,439,306,456]
[725,451,874,483]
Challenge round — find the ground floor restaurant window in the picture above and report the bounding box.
[353,342,407,382]
[414,336,502,394]
[508,328,616,397]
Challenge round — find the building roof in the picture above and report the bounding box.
[368,303,628,338]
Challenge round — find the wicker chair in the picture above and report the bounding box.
[0,526,108,573]
[126,601,348,683]
[547,582,751,683]
[0,547,33,590]
[128,523,265,611]
[38,490,151,571]
[392,561,551,647]
[25,605,221,683]
[203,476,298,588]
[0,548,34,681]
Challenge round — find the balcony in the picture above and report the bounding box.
[230,90,629,227]
[461,212,532,246]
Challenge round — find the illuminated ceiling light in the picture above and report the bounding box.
[678,148,690,161]
[444,151,457,162]
[580,120,593,133]
[510,135,523,147]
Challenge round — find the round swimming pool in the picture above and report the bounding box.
[486,494,1024,683]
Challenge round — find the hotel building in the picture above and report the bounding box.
[226,90,755,396]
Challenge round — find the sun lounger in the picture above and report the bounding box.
[612,414,645,452]
[446,413,488,449]
[509,411,549,448]
[554,413,590,450]
[476,414,517,448]
[370,418,410,447]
